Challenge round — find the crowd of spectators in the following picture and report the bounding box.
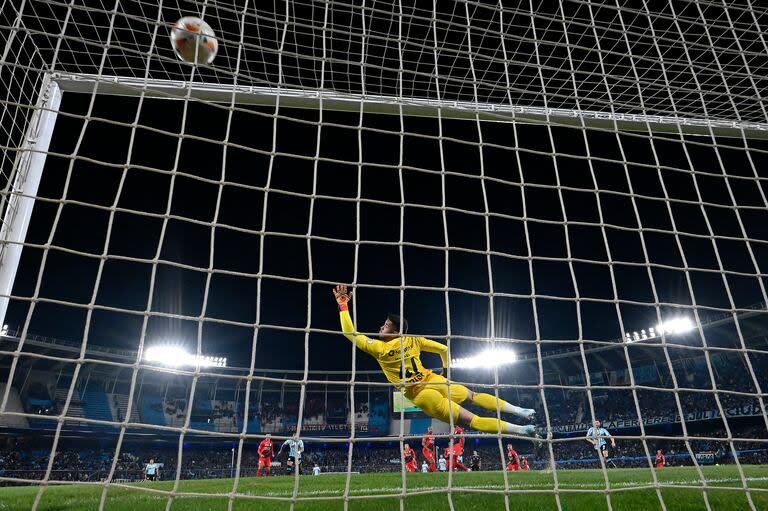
[1,420,765,486]
[514,353,767,430]
[0,448,260,484]
[531,424,768,470]
[240,395,388,431]
[0,449,143,483]
[540,389,762,429]
[210,402,236,421]
[163,398,187,418]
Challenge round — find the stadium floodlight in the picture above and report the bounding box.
[624,317,695,343]
[451,349,516,369]
[144,345,227,368]
[657,318,695,335]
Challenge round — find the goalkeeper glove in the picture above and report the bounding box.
[333,284,353,311]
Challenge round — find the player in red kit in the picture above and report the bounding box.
[655,450,666,468]
[442,446,460,471]
[506,444,519,471]
[256,434,274,477]
[444,426,469,471]
[422,426,437,472]
[520,457,529,471]
[403,443,418,472]
[453,425,465,453]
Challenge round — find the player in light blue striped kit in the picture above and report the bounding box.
[586,420,617,468]
[277,438,305,475]
[144,458,161,481]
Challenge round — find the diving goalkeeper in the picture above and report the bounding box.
[333,284,537,437]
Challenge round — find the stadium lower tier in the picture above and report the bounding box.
[1,447,766,484]
[0,419,765,484]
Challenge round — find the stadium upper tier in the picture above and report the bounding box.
[0,300,764,376]
[0,338,764,438]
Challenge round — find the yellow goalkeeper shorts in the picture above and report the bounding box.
[407,372,470,424]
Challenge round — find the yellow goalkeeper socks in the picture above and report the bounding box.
[469,416,533,436]
[471,392,533,419]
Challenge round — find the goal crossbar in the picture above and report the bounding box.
[52,73,768,140]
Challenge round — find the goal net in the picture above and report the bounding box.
[1,1,767,510]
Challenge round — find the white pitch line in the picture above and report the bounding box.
[250,477,768,497]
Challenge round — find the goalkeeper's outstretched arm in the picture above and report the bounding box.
[333,284,384,357]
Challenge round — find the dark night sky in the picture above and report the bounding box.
[6,91,768,373]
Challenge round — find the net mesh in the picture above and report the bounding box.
[13,0,768,121]
[1,1,767,510]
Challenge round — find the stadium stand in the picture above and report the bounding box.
[108,393,140,423]
[2,344,764,438]
[139,397,166,426]
[0,384,27,428]
[80,388,112,423]
[25,381,55,415]
[189,399,215,431]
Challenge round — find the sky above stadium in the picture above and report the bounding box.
[6,91,767,373]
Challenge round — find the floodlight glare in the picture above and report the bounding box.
[624,316,695,343]
[144,346,189,367]
[451,349,516,369]
[657,317,695,335]
[144,345,227,368]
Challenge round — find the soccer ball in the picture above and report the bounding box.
[170,16,218,64]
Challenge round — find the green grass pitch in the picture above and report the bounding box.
[1,465,766,510]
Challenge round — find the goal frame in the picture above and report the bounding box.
[52,72,768,139]
[0,74,61,329]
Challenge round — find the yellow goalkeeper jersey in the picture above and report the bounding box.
[339,310,449,389]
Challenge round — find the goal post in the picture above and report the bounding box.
[0,75,60,332]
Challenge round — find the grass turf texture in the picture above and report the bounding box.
[1,465,766,510]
